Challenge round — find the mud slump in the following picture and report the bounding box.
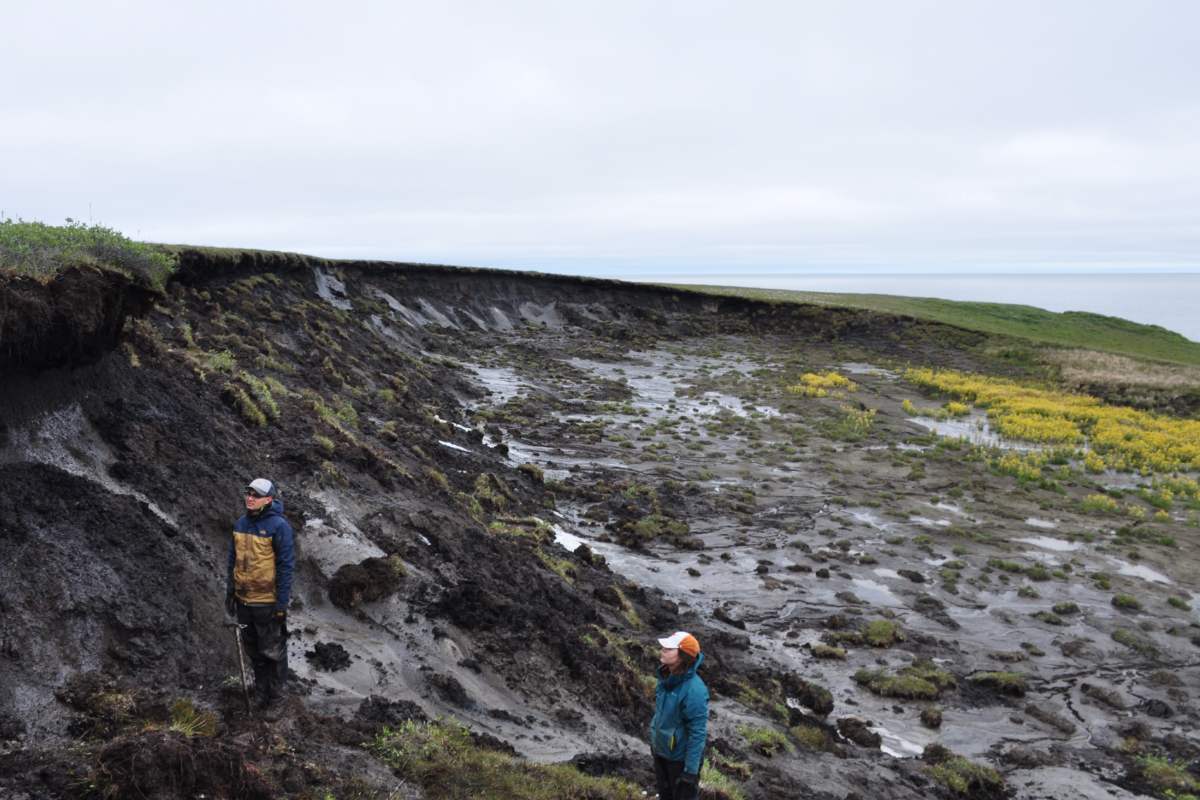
[458,325,1200,797]
[1,255,1197,800]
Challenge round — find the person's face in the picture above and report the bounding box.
[245,490,272,512]
[660,647,681,668]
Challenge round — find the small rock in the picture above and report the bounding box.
[920,707,942,729]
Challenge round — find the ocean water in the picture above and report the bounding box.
[647,273,1200,343]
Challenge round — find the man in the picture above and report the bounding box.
[226,477,295,711]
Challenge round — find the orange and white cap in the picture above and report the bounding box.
[658,631,700,658]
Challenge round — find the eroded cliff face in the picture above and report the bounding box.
[0,266,154,374]
[0,252,1195,800]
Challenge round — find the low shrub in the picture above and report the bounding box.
[0,218,176,288]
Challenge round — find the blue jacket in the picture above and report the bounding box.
[649,653,708,774]
[226,499,295,610]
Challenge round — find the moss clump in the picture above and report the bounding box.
[518,463,545,483]
[370,720,641,799]
[854,660,956,700]
[1137,755,1200,795]
[737,725,792,757]
[313,434,336,455]
[968,672,1027,697]
[864,619,902,647]
[424,467,451,493]
[790,724,828,751]
[698,763,746,800]
[810,644,847,659]
[926,754,1006,797]
[222,383,266,427]
[632,514,690,540]
[167,698,217,738]
[237,372,280,421]
[1167,596,1191,611]
[535,548,576,584]
[474,473,515,512]
[1052,602,1081,616]
[1112,593,1143,611]
[1032,611,1064,626]
[1112,628,1158,657]
[1024,564,1052,581]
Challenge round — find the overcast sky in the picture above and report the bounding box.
[3,1,1198,276]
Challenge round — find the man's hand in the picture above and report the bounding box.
[225,592,237,617]
[675,772,699,800]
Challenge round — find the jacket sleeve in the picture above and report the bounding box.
[681,680,709,774]
[273,520,295,610]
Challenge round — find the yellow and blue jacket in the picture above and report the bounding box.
[226,500,295,609]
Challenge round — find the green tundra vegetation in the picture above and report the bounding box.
[672,283,1200,366]
[0,218,176,289]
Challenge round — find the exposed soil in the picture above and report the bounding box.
[0,250,1196,799]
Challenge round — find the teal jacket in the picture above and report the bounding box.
[649,653,708,774]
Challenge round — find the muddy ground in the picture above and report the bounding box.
[0,254,1196,799]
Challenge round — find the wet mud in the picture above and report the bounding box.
[0,251,1196,798]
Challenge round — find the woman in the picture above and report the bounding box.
[649,631,709,800]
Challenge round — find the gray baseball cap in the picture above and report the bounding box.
[246,478,276,497]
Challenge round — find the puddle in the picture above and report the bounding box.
[567,353,780,420]
[872,568,902,580]
[839,362,896,377]
[910,516,952,528]
[906,412,1043,451]
[1016,536,1082,552]
[469,365,525,405]
[1099,471,1151,491]
[438,440,473,454]
[928,502,965,516]
[849,579,903,608]
[846,508,894,531]
[1025,517,1059,530]
[1108,558,1172,585]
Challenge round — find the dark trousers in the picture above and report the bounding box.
[653,755,697,800]
[236,603,287,701]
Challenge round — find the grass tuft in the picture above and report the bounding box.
[371,720,641,799]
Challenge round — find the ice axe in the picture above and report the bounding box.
[225,621,252,713]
